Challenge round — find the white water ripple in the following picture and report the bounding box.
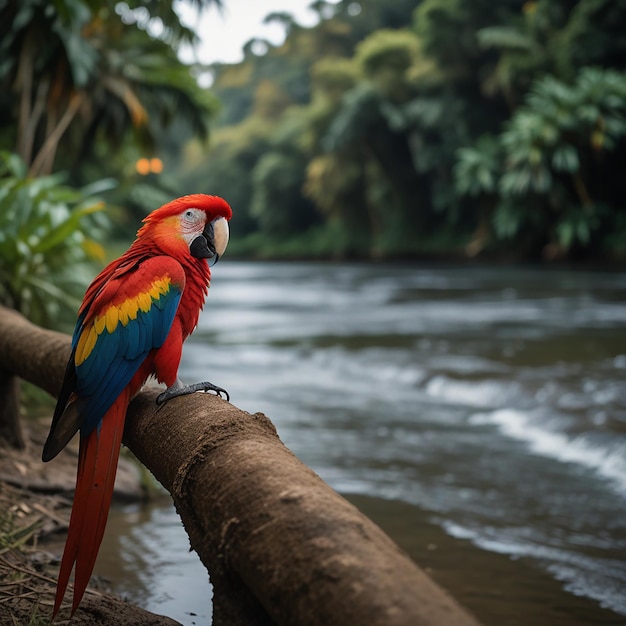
[443,520,626,616]
[470,408,626,495]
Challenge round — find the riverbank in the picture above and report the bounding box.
[0,418,180,625]
[2,419,624,626]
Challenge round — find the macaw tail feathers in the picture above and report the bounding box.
[52,389,130,619]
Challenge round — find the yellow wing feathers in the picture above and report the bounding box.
[76,327,99,367]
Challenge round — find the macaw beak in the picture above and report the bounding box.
[190,217,229,264]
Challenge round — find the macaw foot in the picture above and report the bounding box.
[156,379,230,405]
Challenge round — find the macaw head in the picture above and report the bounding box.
[138,194,232,264]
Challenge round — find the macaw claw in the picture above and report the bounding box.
[156,379,230,405]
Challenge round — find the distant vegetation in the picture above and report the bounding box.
[1,0,625,325]
[180,0,626,261]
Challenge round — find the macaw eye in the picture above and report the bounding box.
[182,208,205,226]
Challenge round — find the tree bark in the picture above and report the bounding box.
[0,370,25,449]
[0,305,482,626]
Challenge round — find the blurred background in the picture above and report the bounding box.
[0,1,625,625]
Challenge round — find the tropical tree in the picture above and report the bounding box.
[0,0,221,177]
[455,67,626,257]
[0,0,229,312]
[309,29,451,255]
[477,0,626,107]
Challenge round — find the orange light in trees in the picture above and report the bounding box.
[136,158,151,175]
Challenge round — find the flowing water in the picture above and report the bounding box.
[96,262,626,625]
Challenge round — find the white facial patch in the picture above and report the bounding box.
[179,208,206,245]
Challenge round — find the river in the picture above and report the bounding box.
[95,261,626,626]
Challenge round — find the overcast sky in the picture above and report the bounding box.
[176,0,339,66]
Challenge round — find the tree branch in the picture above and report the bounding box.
[0,305,482,626]
[15,37,34,164]
[0,370,25,449]
[29,92,84,177]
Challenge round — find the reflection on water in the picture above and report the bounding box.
[97,263,626,625]
[97,498,211,625]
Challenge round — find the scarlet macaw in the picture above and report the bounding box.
[42,194,232,618]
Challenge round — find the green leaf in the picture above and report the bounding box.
[0,152,111,326]
[477,26,535,52]
[493,201,524,239]
[552,145,579,173]
[557,221,575,249]
[500,169,532,196]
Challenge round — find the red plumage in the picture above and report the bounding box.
[44,194,232,618]
[55,390,129,616]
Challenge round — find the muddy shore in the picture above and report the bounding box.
[0,417,179,625]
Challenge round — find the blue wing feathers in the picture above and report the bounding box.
[71,263,183,437]
[154,293,180,347]
[125,321,141,359]
[78,357,144,434]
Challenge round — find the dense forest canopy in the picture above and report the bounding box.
[179,0,626,261]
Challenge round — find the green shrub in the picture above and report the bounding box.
[0,152,113,328]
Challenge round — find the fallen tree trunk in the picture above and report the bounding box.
[0,305,482,626]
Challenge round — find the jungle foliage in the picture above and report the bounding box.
[0,152,112,328]
[180,0,626,260]
[0,0,221,324]
[1,0,625,291]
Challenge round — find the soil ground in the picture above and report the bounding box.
[0,417,181,625]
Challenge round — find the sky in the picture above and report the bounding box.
[176,0,339,66]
